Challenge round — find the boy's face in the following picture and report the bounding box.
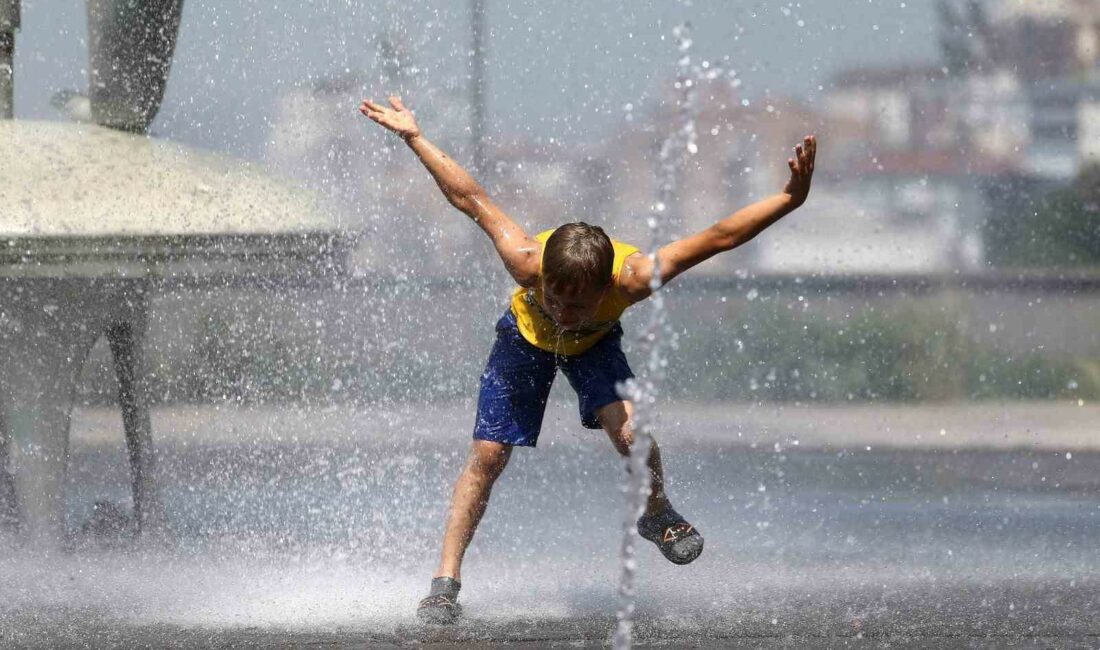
[541,280,609,331]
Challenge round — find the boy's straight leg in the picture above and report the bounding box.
[435,439,513,581]
[438,310,554,578]
[595,399,670,515]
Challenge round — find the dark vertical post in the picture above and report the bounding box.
[0,0,19,119]
[470,0,487,178]
[0,409,17,532]
[106,289,163,534]
[0,278,13,528]
[86,0,183,132]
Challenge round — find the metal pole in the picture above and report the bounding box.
[470,0,487,178]
[0,0,19,119]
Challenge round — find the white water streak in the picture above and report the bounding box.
[612,19,704,650]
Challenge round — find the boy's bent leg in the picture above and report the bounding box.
[435,439,512,581]
[596,400,704,565]
[595,400,669,515]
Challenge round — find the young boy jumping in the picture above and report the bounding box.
[359,96,816,624]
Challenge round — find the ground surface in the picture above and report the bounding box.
[2,401,1098,648]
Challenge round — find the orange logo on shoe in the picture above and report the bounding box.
[663,523,694,543]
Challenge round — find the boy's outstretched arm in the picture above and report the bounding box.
[360,96,541,287]
[620,135,817,302]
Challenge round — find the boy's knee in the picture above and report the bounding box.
[468,441,511,479]
[597,401,635,453]
[597,400,633,431]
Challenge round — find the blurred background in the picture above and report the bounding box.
[2,1,1099,644]
[15,0,1100,408]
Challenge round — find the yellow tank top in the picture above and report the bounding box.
[510,229,641,356]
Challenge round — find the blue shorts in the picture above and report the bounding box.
[473,310,635,447]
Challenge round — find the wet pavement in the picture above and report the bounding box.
[2,403,1098,648]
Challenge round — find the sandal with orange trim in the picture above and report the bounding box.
[637,506,704,565]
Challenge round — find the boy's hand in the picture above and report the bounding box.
[360,96,421,141]
[782,135,816,207]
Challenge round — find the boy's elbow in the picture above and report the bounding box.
[449,186,487,213]
[448,194,473,213]
[708,225,741,252]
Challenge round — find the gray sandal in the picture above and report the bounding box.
[417,576,462,624]
[637,506,704,565]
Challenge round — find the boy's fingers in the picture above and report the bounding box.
[788,158,798,173]
[362,99,385,112]
[389,95,407,111]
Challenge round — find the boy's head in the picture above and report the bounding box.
[541,222,614,330]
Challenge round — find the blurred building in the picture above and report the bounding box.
[938,0,1100,179]
[755,0,1100,273]
[597,82,823,271]
[267,66,477,275]
[1027,76,1100,178]
[987,0,1099,75]
[807,64,1011,273]
[266,0,1097,279]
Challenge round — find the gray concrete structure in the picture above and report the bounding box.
[0,0,350,548]
[0,120,349,548]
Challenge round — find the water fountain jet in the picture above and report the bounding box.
[613,17,704,649]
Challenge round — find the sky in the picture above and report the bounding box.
[13,0,940,160]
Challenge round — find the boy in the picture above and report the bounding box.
[359,96,816,624]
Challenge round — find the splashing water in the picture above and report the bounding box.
[612,18,703,650]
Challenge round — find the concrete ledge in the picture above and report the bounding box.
[67,401,1100,451]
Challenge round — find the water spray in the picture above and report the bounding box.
[612,19,703,650]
